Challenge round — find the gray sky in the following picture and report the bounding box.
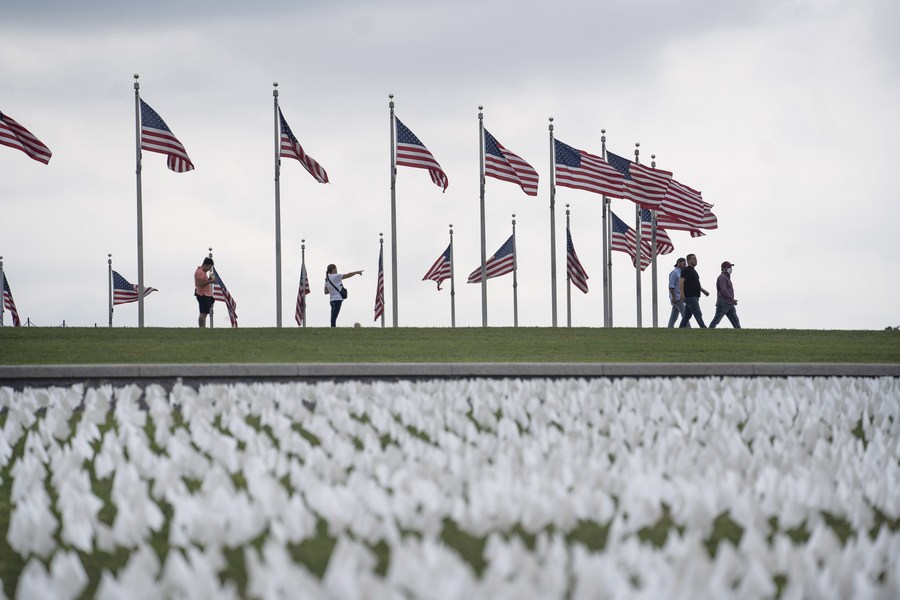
[2,0,898,329]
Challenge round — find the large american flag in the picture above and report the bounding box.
[294,261,310,326]
[606,151,672,210]
[395,117,448,190]
[468,235,515,283]
[423,243,452,290]
[640,209,675,257]
[610,209,651,271]
[2,271,21,327]
[373,245,385,322]
[139,99,194,173]
[279,108,329,184]
[0,111,52,164]
[484,129,538,196]
[211,268,238,327]
[566,226,589,294]
[554,139,624,198]
[112,271,158,305]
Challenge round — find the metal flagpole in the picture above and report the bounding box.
[512,213,518,327]
[600,130,609,327]
[601,131,613,327]
[389,94,399,327]
[379,233,385,328]
[566,204,572,328]
[108,254,113,328]
[634,142,643,328]
[650,153,659,328]
[301,240,308,328]
[478,107,488,327]
[548,117,558,327]
[134,74,145,328]
[208,247,215,328]
[273,82,283,327]
[449,224,456,328]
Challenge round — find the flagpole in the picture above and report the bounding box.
[478,107,488,327]
[650,153,659,328]
[108,254,113,328]
[512,213,518,327]
[548,117,558,327]
[449,224,456,328]
[379,233,385,328]
[208,247,215,328]
[301,240,308,328]
[565,205,572,328]
[389,94,399,328]
[601,130,613,327]
[134,74,145,328]
[634,142,643,328]
[273,82,283,328]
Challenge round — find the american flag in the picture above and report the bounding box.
[373,245,385,322]
[395,117,448,190]
[641,209,675,257]
[484,129,538,196]
[423,243,452,290]
[659,179,704,228]
[211,268,238,327]
[294,261,310,326]
[606,151,672,210]
[112,271,158,305]
[0,111,52,164]
[468,235,515,283]
[657,201,717,237]
[554,139,624,198]
[566,226,589,294]
[139,99,194,173]
[2,271,21,327]
[279,108,329,184]
[610,209,651,271]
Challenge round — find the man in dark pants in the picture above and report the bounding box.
[710,261,741,328]
[678,253,709,328]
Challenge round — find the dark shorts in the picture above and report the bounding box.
[196,294,215,315]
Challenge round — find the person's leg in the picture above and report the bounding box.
[197,296,208,328]
[679,298,695,328]
[693,302,707,328]
[726,306,741,328]
[330,300,342,327]
[709,303,727,329]
[667,304,679,328]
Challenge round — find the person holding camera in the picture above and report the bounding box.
[324,264,363,327]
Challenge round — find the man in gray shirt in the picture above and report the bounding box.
[667,257,686,328]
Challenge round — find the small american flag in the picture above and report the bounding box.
[423,243,452,290]
[395,117,448,190]
[139,99,194,173]
[2,271,21,327]
[211,268,238,327]
[295,261,310,326]
[0,110,52,164]
[468,235,515,283]
[641,209,674,257]
[659,179,704,228]
[279,108,329,184]
[554,139,624,198]
[484,129,538,196]
[566,227,589,294]
[112,271,158,305]
[606,151,672,210]
[610,209,650,271]
[373,245,385,322]
[657,202,717,237]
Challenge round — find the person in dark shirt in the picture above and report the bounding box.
[710,261,741,328]
[678,253,709,328]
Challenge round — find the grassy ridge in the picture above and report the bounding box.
[1,327,898,364]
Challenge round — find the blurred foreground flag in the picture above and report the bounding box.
[0,110,52,164]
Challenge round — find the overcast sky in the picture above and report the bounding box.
[2,0,898,330]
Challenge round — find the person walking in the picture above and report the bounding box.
[678,253,709,328]
[324,264,363,327]
[194,257,216,328]
[667,257,687,328]
[709,261,741,328]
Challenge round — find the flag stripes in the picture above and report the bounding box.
[468,235,515,283]
[554,139,624,198]
[211,269,238,327]
[279,108,329,183]
[566,227,589,294]
[0,111,52,164]
[2,272,21,327]
[484,129,538,196]
[395,117,448,190]
[295,262,310,326]
[139,99,194,173]
[112,271,158,305]
[423,243,452,290]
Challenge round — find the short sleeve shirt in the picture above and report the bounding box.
[681,266,701,298]
[326,273,344,301]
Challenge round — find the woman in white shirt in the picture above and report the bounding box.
[324,264,363,327]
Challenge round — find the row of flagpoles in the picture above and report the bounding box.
[2,78,718,328]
